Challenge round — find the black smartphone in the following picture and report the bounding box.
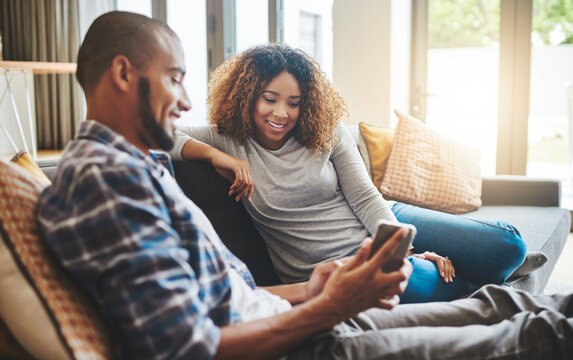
[369,220,416,273]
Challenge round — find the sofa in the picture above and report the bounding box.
[0,124,570,360]
[169,159,571,294]
[36,130,571,292]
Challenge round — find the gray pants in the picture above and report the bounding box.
[289,285,573,359]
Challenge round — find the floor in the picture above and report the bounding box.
[548,232,573,283]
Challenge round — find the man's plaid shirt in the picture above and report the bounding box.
[38,120,255,359]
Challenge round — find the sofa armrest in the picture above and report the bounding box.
[172,160,281,286]
[481,175,562,207]
[37,158,60,182]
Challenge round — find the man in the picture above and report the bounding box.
[38,11,572,360]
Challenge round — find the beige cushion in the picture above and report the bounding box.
[380,111,482,214]
[0,307,35,359]
[0,232,70,359]
[359,122,395,190]
[0,160,112,360]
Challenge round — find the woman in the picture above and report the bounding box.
[170,44,526,303]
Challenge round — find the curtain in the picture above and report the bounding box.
[0,0,83,150]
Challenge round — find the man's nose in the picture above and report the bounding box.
[179,88,192,111]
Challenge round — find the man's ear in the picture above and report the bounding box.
[109,55,136,92]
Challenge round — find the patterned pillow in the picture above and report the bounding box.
[359,122,395,190]
[380,111,482,214]
[0,160,112,360]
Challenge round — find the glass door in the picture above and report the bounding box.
[527,0,573,208]
[412,0,572,207]
[412,0,502,176]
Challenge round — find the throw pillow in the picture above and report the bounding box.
[10,151,51,185]
[0,317,34,360]
[380,111,482,214]
[0,232,71,359]
[0,160,112,360]
[356,125,373,178]
[359,122,395,190]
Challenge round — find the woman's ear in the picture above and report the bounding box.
[109,55,135,92]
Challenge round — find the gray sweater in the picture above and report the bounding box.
[171,123,396,283]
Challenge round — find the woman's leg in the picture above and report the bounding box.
[391,202,527,286]
[400,256,469,303]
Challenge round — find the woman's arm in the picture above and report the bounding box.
[331,123,396,235]
[331,125,455,282]
[170,125,215,161]
[173,126,254,201]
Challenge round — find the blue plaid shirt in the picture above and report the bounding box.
[38,120,255,359]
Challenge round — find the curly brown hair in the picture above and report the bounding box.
[207,44,348,152]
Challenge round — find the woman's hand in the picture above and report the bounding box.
[210,152,254,201]
[413,251,455,283]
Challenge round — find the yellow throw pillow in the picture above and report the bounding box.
[10,151,51,185]
[380,110,482,214]
[359,122,395,190]
[0,160,112,360]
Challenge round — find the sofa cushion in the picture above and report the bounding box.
[0,161,112,360]
[0,302,35,359]
[0,231,72,359]
[380,110,482,214]
[466,205,571,294]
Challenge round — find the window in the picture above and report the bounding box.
[411,0,572,207]
[299,11,321,62]
[283,0,333,78]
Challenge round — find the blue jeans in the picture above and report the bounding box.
[391,202,526,303]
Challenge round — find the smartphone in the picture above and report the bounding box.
[369,220,416,273]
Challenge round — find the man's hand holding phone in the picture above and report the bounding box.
[312,226,413,319]
[369,220,416,273]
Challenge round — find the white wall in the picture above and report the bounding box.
[389,0,411,127]
[236,0,268,52]
[332,0,411,126]
[115,0,151,16]
[167,0,208,126]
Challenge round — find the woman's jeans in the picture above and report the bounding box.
[391,202,526,303]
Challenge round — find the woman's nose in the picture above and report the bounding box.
[274,103,288,118]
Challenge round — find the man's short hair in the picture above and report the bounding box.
[76,11,176,94]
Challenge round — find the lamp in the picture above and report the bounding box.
[0,68,36,159]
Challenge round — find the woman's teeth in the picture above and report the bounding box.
[267,121,285,129]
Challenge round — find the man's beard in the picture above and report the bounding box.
[138,77,175,151]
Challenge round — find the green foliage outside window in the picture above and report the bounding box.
[429,0,573,48]
[532,0,573,44]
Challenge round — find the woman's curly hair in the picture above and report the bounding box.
[207,43,348,152]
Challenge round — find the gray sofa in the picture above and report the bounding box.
[38,144,571,295]
[465,177,570,294]
[348,124,570,295]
